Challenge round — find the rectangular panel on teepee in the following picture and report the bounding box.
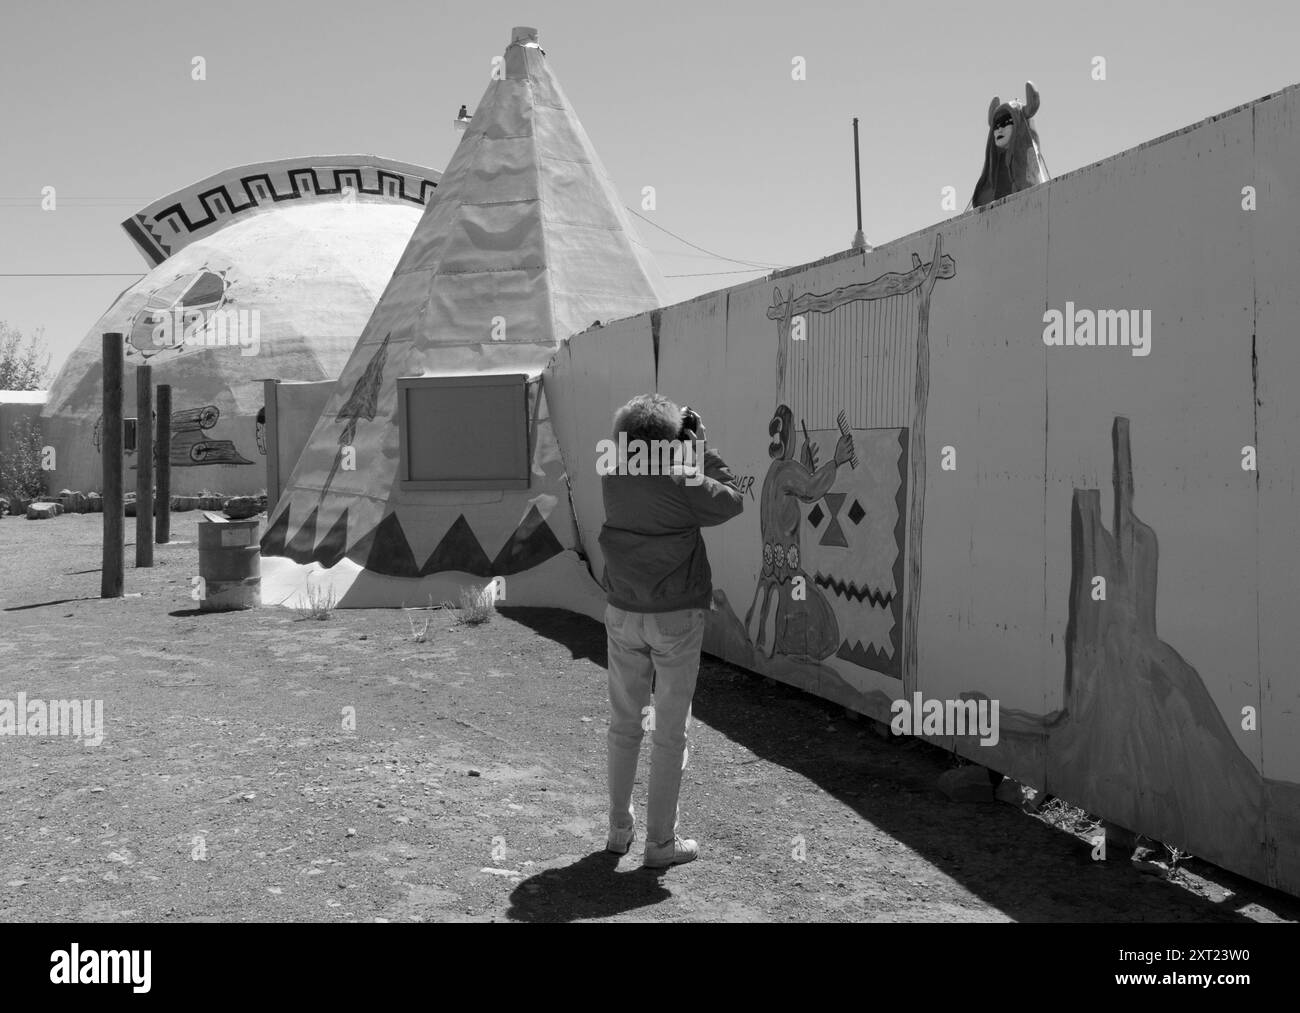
[398,375,529,490]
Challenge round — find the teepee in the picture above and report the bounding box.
[261,26,666,610]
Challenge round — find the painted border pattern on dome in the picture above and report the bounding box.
[122,155,442,267]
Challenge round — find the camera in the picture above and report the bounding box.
[679,406,702,440]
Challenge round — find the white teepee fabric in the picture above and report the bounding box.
[262,27,665,609]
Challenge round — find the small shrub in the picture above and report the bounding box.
[406,608,432,642]
[407,615,431,642]
[443,584,497,626]
[1036,797,1101,836]
[292,578,337,620]
[400,594,440,641]
[1164,843,1193,880]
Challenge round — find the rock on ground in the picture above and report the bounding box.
[937,765,995,803]
[994,776,1046,812]
[223,496,261,520]
[58,490,87,513]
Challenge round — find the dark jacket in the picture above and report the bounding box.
[598,446,745,613]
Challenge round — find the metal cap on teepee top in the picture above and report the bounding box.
[504,26,544,77]
[511,26,541,48]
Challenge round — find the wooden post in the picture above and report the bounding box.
[101,333,124,598]
[135,364,154,567]
[263,378,280,507]
[156,384,171,544]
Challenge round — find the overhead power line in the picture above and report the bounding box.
[2,207,787,282]
[626,206,787,271]
[0,198,149,207]
[665,268,771,278]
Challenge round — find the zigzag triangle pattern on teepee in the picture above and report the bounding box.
[267,498,567,580]
[313,509,352,569]
[418,515,494,577]
[490,504,564,573]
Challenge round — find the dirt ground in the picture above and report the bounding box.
[2,511,1297,923]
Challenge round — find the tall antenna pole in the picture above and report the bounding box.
[851,118,866,251]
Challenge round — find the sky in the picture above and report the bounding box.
[2,0,1297,379]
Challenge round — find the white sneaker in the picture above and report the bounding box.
[606,826,636,855]
[644,837,698,868]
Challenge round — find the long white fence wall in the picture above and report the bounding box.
[547,83,1300,895]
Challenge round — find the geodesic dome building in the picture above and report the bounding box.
[41,155,440,497]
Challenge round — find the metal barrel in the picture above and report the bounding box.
[197,518,261,611]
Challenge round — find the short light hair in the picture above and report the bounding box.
[613,393,682,444]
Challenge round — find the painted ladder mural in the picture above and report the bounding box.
[716,236,954,697]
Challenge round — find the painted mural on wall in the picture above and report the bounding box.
[170,405,252,466]
[256,406,267,456]
[745,403,855,662]
[550,84,1300,894]
[123,267,233,361]
[95,403,254,468]
[689,241,1292,889]
[1045,417,1265,864]
[710,236,954,697]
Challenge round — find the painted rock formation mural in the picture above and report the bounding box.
[1046,417,1264,861]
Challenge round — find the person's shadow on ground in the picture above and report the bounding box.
[505,851,673,922]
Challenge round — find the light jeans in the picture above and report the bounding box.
[605,604,708,847]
